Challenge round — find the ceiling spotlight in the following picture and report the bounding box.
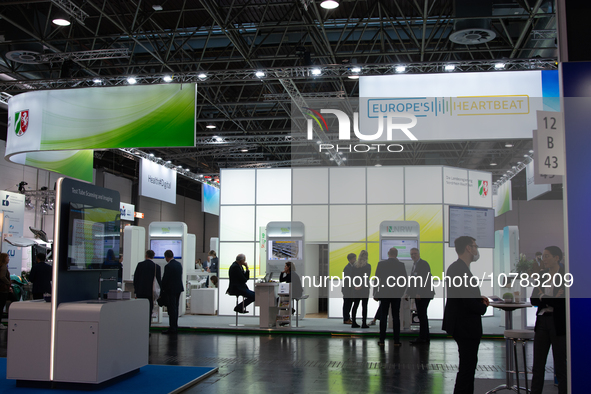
[529,150,534,153]
[505,143,514,148]
[395,65,406,73]
[198,73,207,79]
[241,149,249,152]
[444,64,456,71]
[342,157,347,161]
[149,153,154,157]
[152,5,163,11]
[163,75,173,82]
[127,77,137,84]
[255,71,265,78]
[214,136,223,142]
[494,62,506,70]
[93,78,102,84]
[329,157,335,161]
[311,68,321,76]
[490,161,497,166]
[206,123,216,129]
[348,75,359,79]
[320,0,339,9]
[375,163,382,167]
[523,154,529,158]
[166,160,171,164]
[52,18,70,27]
[352,67,361,73]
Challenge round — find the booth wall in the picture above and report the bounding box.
[494,199,564,258]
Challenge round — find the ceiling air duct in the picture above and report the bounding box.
[449,0,496,45]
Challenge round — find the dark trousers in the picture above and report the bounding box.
[531,314,567,394]
[379,298,401,342]
[167,292,181,331]
[453,336,481,394]
[342,297,353,322]
[415,298,431,340]
[351,298,368,324]
[373,302,382,320]
[137,295,154,328]
[0,293,8,324]
[234,288,255,311]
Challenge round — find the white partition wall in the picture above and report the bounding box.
[123,226,146,282]
[219,166,496,322]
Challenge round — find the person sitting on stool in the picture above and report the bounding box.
[228,254,255,313]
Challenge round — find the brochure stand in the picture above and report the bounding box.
[275,283,291,328]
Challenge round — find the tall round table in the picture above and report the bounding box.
[486,302,532,394]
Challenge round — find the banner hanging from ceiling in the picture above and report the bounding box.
[359,70,558,142]
[5,83,197,182]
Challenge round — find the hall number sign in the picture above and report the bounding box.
[536,111,565,176]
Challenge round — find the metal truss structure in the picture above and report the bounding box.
[0,0,560,199]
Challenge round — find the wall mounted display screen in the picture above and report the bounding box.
[67,202,121,270]
[202,183,220,216]
[150,239,183,259]
[380,239,418,260]
[449,206,495,248]
[268,240,303,260]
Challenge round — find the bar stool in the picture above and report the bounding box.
[293,294,309,328]
[504,329,535,393]
[228,294,245,327]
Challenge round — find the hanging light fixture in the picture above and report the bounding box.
[320,0,339,10]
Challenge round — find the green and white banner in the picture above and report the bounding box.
[6,84,196,182]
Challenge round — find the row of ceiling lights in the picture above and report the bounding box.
[108,61,509,86]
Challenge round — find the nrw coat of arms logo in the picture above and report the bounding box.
[478,180,489,197]
[15,110,29,136]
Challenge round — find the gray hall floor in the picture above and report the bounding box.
[0,314,560,393]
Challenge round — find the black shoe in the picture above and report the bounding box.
[361,324,369,329]
[162,329,177,335]
[234,306,249,314]
[393,342,402,347]
[377,341,385,346]
[351,322,360,328]
[343,319,352,324]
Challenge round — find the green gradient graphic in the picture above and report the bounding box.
[24,150,94,182]
[39,84,195,150]
[405,205,443,242]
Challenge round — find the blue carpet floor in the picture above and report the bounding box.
[0,358,217,394]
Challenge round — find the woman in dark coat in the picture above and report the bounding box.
[350,250,371,328]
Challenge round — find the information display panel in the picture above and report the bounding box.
[150,239,183,259]
[380,239,418,260]
[449,206,494,248]
[268,240,303,260]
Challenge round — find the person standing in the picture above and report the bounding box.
[0,253,14,329]
[206,250,218,288]
[530,246,567,394]
[342,253,356,324]
[350,250,371,328]
[29,253,52,300]
[374,247,407,346]
[133,250,162,328]
[161,250,184,334]
[407,248,435,344]
[227,254,255,313]
[442,236,489,394]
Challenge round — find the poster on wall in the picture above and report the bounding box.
[139,158,177,204]
[0,192,25,273]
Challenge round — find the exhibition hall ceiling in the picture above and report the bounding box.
[0,0,558,198]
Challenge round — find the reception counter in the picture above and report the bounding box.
[7,298,149,385]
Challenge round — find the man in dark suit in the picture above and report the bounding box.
[442,236,489,394]
[29,253,52,300]
[342,253,356,324]
[407,248,436,344]
[162,249,184,334]
[227,253,255,313]
[133,250,162,328]
[374,247,407,346]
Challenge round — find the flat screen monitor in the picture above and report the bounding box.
[67,202,121,270]
[150,239,183,259]
[380,239,418,260]
[268,240,303,260]
[449,206,495,248]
